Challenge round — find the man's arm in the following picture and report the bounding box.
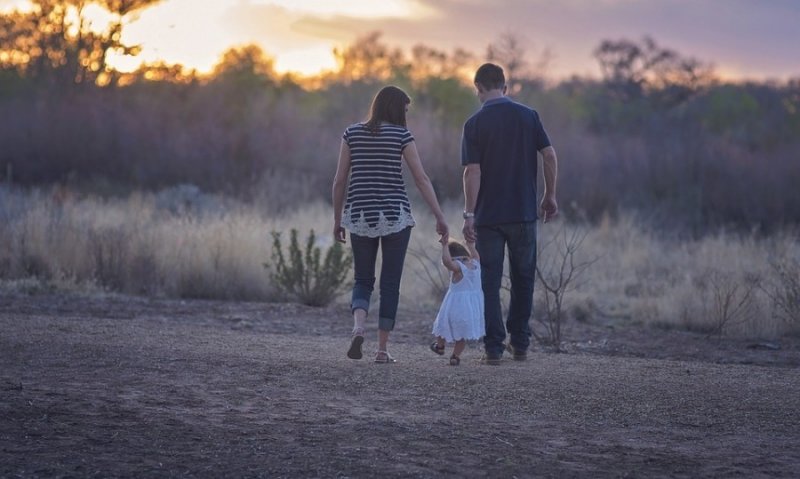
[462,163,481,242]
[540,146,558,222]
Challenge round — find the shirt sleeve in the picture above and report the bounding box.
[342,126,351,146]
[461,119,480,166]
[533,112,552,151]
[400,129,414,150]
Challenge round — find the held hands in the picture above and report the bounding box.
[462,217,477,243]
[436,217,449,245]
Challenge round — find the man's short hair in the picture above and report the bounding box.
[474,63,505,91]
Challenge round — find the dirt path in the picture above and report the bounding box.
[1,293,799,478]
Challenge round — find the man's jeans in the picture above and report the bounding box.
[476,222,537,357]
[349,227,411,332]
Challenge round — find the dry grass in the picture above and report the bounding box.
[570,215,799,338]
[1,186,798,338]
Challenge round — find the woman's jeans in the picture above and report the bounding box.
[476,222,537,357]
[349,227,411,332]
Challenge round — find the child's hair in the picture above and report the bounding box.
[448,240,470,259]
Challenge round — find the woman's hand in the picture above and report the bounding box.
[436,216,449,244]
[333,223,346,243]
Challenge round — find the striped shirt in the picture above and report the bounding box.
[341,123,416,237]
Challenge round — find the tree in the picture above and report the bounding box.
[211,44,277,91]
[332,31,409,83]
[593,36,714,104]
[409,44,476,87]
[0,0,161,87]
[486,32,551,94]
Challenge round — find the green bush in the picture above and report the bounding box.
[265,229,352,307]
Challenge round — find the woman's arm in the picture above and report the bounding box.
[402,141,448,242]
[331,139,351,243]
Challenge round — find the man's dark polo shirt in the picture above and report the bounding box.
[461,96,551,227]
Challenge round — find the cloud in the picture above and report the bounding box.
[284,0,800,79]
[221,3,328,52]
[115,0,800,79]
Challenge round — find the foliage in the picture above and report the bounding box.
[0,0,162,87]
[1,21,800,234]
[406,246,449,302]
[332,32,409,84]
[593,35,714,104]
[762,258,800,331]
[266,229,352,307]
[534,225,596,352]
[693,269,760,338]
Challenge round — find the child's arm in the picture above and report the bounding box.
[466,240,480,263]
[440,238,461,274]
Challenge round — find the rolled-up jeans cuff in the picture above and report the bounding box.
[351,299,370,315]
[378,316,396,332]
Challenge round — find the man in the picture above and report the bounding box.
[461,63,559,365]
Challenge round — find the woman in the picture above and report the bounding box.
[332,85,448,363]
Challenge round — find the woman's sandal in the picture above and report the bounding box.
[429,342,445,356]
[347,328,365,360]
[374,350,397,364]
[449,355,460,366]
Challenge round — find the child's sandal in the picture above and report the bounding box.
[449,355,460,366]
[429,342,445,356]
[374,350,397,364]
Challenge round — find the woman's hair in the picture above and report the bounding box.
[474,63,505,91]
[364,85,410,134]
[448,240,470,259]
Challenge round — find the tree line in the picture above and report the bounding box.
[1,1,799,234]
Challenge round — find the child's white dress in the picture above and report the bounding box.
[432,258,485,342]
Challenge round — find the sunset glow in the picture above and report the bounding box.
[273,45,338,76]
[107,0,431,76]
[1,0,797,80]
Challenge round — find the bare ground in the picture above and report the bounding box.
[1,292,799,478]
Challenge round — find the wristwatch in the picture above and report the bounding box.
[462,211,475,219]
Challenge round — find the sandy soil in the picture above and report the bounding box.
[1,292,799,478]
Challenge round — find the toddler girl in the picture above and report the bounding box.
[430,238,485,365]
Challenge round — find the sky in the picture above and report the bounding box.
[2,0,799,80]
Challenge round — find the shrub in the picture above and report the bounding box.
[406,246,449,303]
[265,229,352,307]
[701,269,760,338]
[534,225,597,352]
[763,258,800,333]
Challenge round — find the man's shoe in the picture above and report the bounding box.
[506,343,528,361]
[480,353,502,365]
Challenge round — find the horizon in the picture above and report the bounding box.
[1,0,799,81]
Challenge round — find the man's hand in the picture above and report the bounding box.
[462,217,477,242]
[540,195,558,223]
